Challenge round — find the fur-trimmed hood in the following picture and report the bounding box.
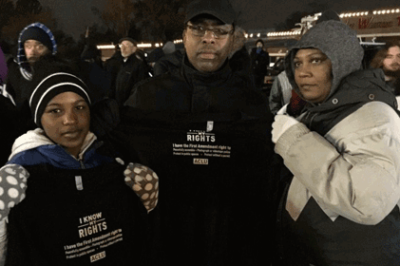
[17,22,57,80]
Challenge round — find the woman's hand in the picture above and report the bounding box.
[272,115,299,143]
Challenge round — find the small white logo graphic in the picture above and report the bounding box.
[90,251,106,263]
[194,158,208,165]
[207,121,214,132]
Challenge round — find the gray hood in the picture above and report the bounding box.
[284,20,364,103]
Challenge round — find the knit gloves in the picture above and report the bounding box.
[272,115,299,143]
[0,164,29,221]
[124,163,159,213]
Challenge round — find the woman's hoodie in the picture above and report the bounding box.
[284,20,397,134]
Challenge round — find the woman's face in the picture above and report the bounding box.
[41,92,90,157]
[294,48,332,103]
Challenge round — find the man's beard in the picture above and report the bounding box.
[27,56,39,65]
[383,65,400,79]
[121,52,132,58]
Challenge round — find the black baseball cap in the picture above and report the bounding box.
[184,0,236,25]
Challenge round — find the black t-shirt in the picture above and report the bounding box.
[6,161,150,266]
[111,110,278,266]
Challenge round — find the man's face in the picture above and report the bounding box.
[382,45,400,79]
[24,40,50,64]
[120,41,137,58]
[183,18,234,73]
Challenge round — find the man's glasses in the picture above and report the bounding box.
[187,25,233,39]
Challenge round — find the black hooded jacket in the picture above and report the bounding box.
[114,53,149,106]
[109,55,278,265]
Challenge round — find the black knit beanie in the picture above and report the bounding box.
[29,72,91,128]
[21,27,53,52]
[119,37,137,46]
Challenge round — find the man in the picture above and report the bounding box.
[6,22,57,108]
[0,46,21,166]
[229,26,252,75]
[3,23,57,147]
[370,41,400,95]
[111,0,276,265]
[250,39,269,89]
[113,37,149,106]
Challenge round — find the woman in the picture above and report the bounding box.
[0,60,158,265]
[272,21,400,265]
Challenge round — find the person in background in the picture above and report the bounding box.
[6,22,57,109]
[77,27,111,105]
[0,46,21,166]
[3,22,58,141]
[370,40,400,99]
[268,71,293,114]
[272,20,400,266]
[152,48,184,77]
[152,41,182,77]
[0,58,159,265]
[80,27,103,67]
[114,37,149,106]
[269,73,307,117]
[104,43,123,97]
[161,41,176,56]
[250,38,269,89]
[229,26,252,76]
[146,47,165,77]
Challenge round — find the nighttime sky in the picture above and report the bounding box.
[38,0,400,40]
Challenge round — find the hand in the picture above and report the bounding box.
[0,164,29,221]
[124,163,159,213]
[272,115,299,143]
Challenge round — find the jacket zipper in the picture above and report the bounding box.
[74,136,97,190]
[76,136,97,169]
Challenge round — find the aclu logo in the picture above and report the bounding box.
[90,251,106,263]
[194,158,208,165]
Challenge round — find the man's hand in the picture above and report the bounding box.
[124,163,159,213]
